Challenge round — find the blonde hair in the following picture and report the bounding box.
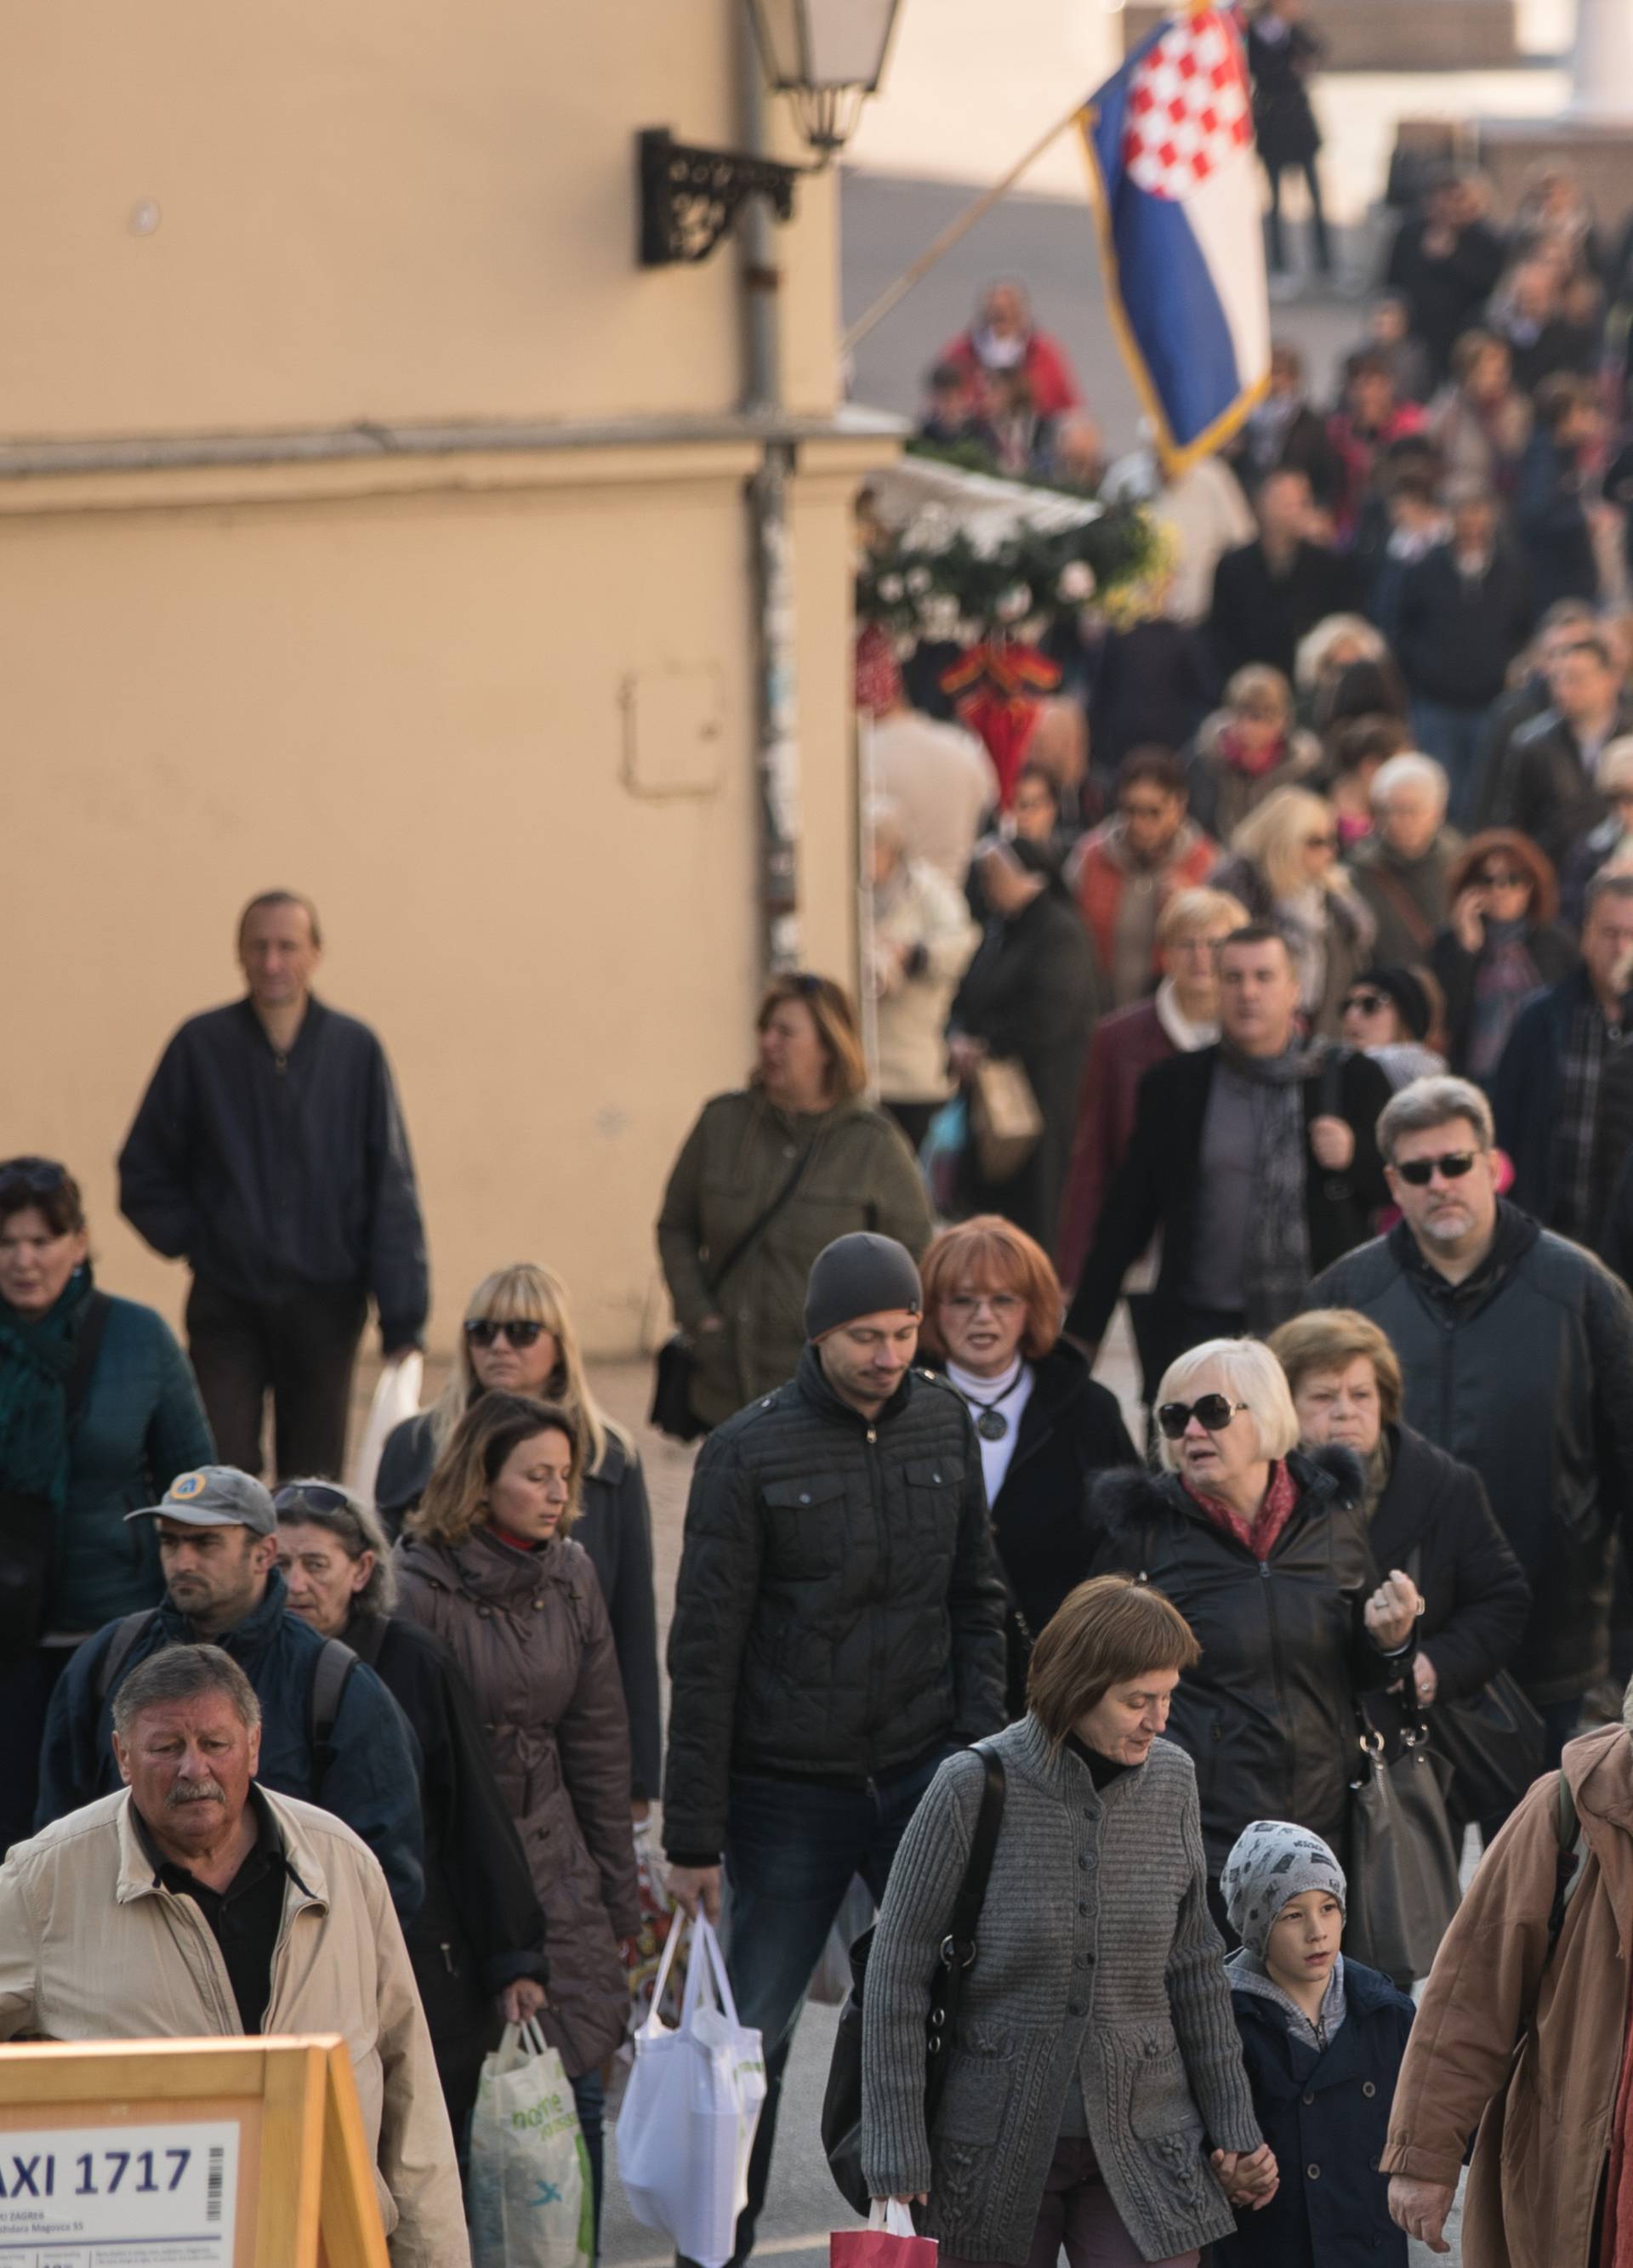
[410,1393,582,1548]
[430,1262,626,1478]
[1294,613,1387,693]
[1154,1338,1300,1470]
[1156,885,1251,949]
[1266,1310,1404,1429]
[1231,786,1342,904]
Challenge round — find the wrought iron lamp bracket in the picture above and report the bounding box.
[638,128,808,266]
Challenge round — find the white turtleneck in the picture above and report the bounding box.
[946,1353,1033,1503]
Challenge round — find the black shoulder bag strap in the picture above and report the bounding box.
[702,1131,820,1307]
[925,1746,1007,2112]
[307,1636,359,1788]
[64,1293,111,1425]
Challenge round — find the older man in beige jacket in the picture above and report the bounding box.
[0,1644,467,2268]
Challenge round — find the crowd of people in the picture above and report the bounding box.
[14,119,1633,2268]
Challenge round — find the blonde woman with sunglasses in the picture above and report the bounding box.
[377,1262,660,1809]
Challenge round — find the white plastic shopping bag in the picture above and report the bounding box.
[811,1875,874,2007]
[616,1911,767,2268]
[469,2018,593,2268]
[346,1350,423,1504]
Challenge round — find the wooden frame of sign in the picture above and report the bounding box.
[0,2033,388,2267]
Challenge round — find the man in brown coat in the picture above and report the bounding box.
[1384,1704,1633,2262]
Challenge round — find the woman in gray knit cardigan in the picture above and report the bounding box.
[861,1576,1275,2268]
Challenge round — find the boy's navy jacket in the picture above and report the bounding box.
[1212,1957,1414,2268]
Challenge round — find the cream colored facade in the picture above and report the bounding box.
[2,0,896,1355]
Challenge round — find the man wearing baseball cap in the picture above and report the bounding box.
[664,1232,1007,2265]
[35,1465,424,1918]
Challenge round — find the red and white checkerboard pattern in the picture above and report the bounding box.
[1121,9,1253,202]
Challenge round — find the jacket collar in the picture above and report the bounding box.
[232,992,327,1057]
[1394,1198,1539,1315]
[156,1565,293,1650]
[400,1524,566,1604]
[115,1782,328,1913]
[794,1341,914,1431]
[1002,1710,1155,1810]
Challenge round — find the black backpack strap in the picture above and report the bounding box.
[94,1608,161,1708]
[945,1746,1007,1963]
[64,1293,112,1426]
[307,1637,358,1786]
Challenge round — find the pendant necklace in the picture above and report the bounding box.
[955,1367,1027,1441]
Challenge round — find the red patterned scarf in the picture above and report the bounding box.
[1181,1458,1299,1562]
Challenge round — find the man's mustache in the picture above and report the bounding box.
[166,1778,226,1807]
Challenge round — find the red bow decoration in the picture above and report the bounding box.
[939,640,1061,810]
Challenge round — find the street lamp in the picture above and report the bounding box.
[638,0,903,265]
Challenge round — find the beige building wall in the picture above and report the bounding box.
[2,1,896,1357]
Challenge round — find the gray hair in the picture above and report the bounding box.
[1585,868,1633,920]
[1377,1074,1494,1164]
[1153,1338,1301,1471]
[111,1644,261,1742]
[275,1479,397,1615]
[1371,753,1448,812]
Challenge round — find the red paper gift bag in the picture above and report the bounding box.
[832,2199,938,2268]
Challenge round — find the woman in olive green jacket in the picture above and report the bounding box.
[657,974,935,1428]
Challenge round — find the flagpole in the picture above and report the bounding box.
[839,99,1091,359]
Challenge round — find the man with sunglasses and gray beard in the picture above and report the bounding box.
[1306,1074,1633,1775]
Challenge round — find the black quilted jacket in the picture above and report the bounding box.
[662,1345,1008,1863]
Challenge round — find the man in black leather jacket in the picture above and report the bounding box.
[1306,1074,1633,1771]
[663,1232,1007,2266]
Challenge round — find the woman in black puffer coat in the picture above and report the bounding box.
[1090,1334,1421,1910]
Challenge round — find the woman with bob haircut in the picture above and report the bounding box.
[1091,1338,1423,1907]
[862,1572,1277,2268]
[919,1216,1138,1714]
[1431,827,1576,1082]
[1266,1310,1529,1818]
[273,1478,549,2157]
[657,971,932,1429]
[1213,787,1375,1036]
[374,1259,661,1806]
[395,1393,640,2239]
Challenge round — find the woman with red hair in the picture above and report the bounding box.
[919,1215,1139,1714]
[1430,829,1577,1083]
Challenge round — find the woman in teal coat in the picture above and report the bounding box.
[0,1156,212,1843]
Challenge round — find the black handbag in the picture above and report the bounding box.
[822,1747,1006,2214]
[0,1292,111,1653]
[648,1141,816,1441]
[1426,1668,1545,1828]
[1345,1707,1462,1980]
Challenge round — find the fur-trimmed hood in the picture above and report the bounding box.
[1092,1442,1365,1547]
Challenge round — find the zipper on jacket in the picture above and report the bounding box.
[866,1424,885,1775]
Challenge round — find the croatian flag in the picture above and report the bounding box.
[1079,4,1269,473]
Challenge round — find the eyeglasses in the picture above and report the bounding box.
[1156,1395,1249,1441]
[272,1482,354,1517]
[1343,991,1387,1017]
[464,1318,550,1349]
[1395,1151,1478,1186]
[945,1292,1023,1316]
[1475,869,1528,890]
[0,1162,66,1202]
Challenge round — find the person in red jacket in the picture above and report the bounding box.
[1057,885,1248,1286]
[939,279,1081,423]
[1327,350,1428,543]
[1069,749,1220,1007]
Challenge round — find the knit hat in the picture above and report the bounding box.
[1220,1820,1347,1960]
[804,1233,923,1342]
[1354,963,1432,1042]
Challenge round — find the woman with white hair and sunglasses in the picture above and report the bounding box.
[1091,1337,1422,1924]
[375,1261,661,1809]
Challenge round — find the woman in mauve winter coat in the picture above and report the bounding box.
[395,1391,641,2242]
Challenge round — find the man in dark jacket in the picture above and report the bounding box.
[1306,1075,1633,1763]
[1492,872,1633,1242]
[37,1464,424,1917]
[663,1233,1007,2265]
[1209,469,1357,682]
[1383,173,1505,385]
[1509,633,1633,867]
[1065,926,1392,1397]
[118,890,428,1479]
[1516,373,1608,619]
[1395,487,1533,825]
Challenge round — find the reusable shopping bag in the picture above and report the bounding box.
[346,1350,424,1503]
[616,1911,767,2268]
[469,2018,593,2268]
[831,2197,938,2268]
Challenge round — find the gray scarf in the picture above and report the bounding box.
[1219,1037,1328,1333]
[1227,1947,1349,2053]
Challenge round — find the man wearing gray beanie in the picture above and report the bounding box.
[664,1230,1006,2265]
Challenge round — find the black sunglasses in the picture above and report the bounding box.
[1343,990,1387,1016]
[1396,1151,1478,1186]
[464,1318,549,1349]
[0,1161,66,1202]
[273,1482,354,1517]
[1156,1394,1249,1441]
[1475,868,1528,890]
